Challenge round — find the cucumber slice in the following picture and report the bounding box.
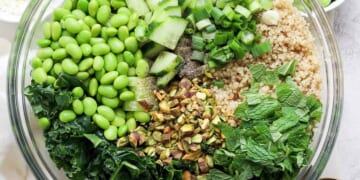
[125,0,150,16]
[143,42,167,59]
[123,101,146,112]
[156,71,177,87]
[148,17,188,50]
[126,77,158,111]
[146,0,163,11]
[158,0,178,9]
[150,51,183,75]
[165,6,182,17]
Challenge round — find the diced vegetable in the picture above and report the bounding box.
[156,71,177,87]
[143,42,167,58]
[125,0,150,16]
[148,17,188,50]
[150,51,183,75]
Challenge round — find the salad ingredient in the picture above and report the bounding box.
[59,110,77,123]
[38,117,51,130]
[148,17,188,50]
[260,9,280,25]
[149,51,183,75]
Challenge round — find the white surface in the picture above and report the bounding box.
[0,1,357,179]
[0,0,30,23]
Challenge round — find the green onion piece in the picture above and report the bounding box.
[186,14,196,28]
[209,46,234,63]
[249,1,262,13]
[232,22,242,29]
[215,0,226,9]
[208,60,218,68]
[221,20,232,28]
[228,39,247,59]
[202,31,216,40]
[196,18,212,30]
[260,0,273,10]
[235,5,251,19]
[213,80,225,88]
[205,41,216,50]
[211,7,224,21]
[251,41,272,57]
[214,31,228,45]
[191,50,205,62]
[192,35,205,51]
[185,28,194,35]
[223,5,235,20]
[238,31,255,45]
[193,8,210,21]
[205,24,217,33]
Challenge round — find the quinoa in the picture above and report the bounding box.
[210,0,322,114]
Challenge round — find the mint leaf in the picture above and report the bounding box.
[262,71,280,85]
[234,102,249,121]
[277,60,297,76]
[245,139,277,165]
[207,169,234,180]
[276,83,307,108]
[247,98,281,120]
[249,64,266,81]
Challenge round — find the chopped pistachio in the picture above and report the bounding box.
[116,136,128,147]
[152,131,162,142]
[211,115,221,125]
[159,149,170,160]
[159,101,170,113]
[191,134,203,143]
[144,146,156,157]
[198,157,209,173]
[146,137,157,146]
[199,118,210,130]
[128,132,140,147]
[206,136,217,145]
[161,134,171,144]
[180,124,194,135]
[182,151,202,161]
[206,155,214,168]
[196,92,206,100]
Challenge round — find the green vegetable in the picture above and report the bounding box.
[211,64,322,180]
[250,41,272,57]
[38,117,51,130]
[149,51,183,76]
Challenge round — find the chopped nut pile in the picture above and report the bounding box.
[146,78,225,173]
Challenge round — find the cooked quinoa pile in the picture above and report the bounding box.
[211,0,321,115]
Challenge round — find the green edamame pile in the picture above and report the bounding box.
[31,0,151,141]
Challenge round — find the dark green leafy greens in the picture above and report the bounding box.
[209,62,322,180]
[25,75,187,180]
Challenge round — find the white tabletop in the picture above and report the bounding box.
[0,1,359,179]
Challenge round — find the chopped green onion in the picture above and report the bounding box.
[249,1,262,13]
[235,5,251,19]
[205,24,217,33]
[251,41,272,57]
[205,41,216,50]
[193,8,210,21]
[228,39,247,59]
[215,0,226,9]
[191,50,205,62]
[192,35,205,51]
[211,7,224,21]
[185,28,194,35]
[223,5,235,20]
[202,31,216,40]
[186,14,196,28]
[209,46,234,63]
[260,0,273,10]
[221,20,232,28]
[214,31,228,45]
[238,31,255,45]
[213,80,225,88]
[196,18,212,30]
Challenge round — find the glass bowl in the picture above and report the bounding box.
[7,0,343,179]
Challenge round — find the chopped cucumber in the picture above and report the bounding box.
[156,71,177,87]
[148,17,188,50]
[146,0,163,11]
[158,0,178,9]
[165,6,182,17]
[123,101,146,112]
[143,42,167,59]
[150,51,183,75]
[127,77,158,111]
[126,0,150,16]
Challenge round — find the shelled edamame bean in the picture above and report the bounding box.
[29,1,155,140]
